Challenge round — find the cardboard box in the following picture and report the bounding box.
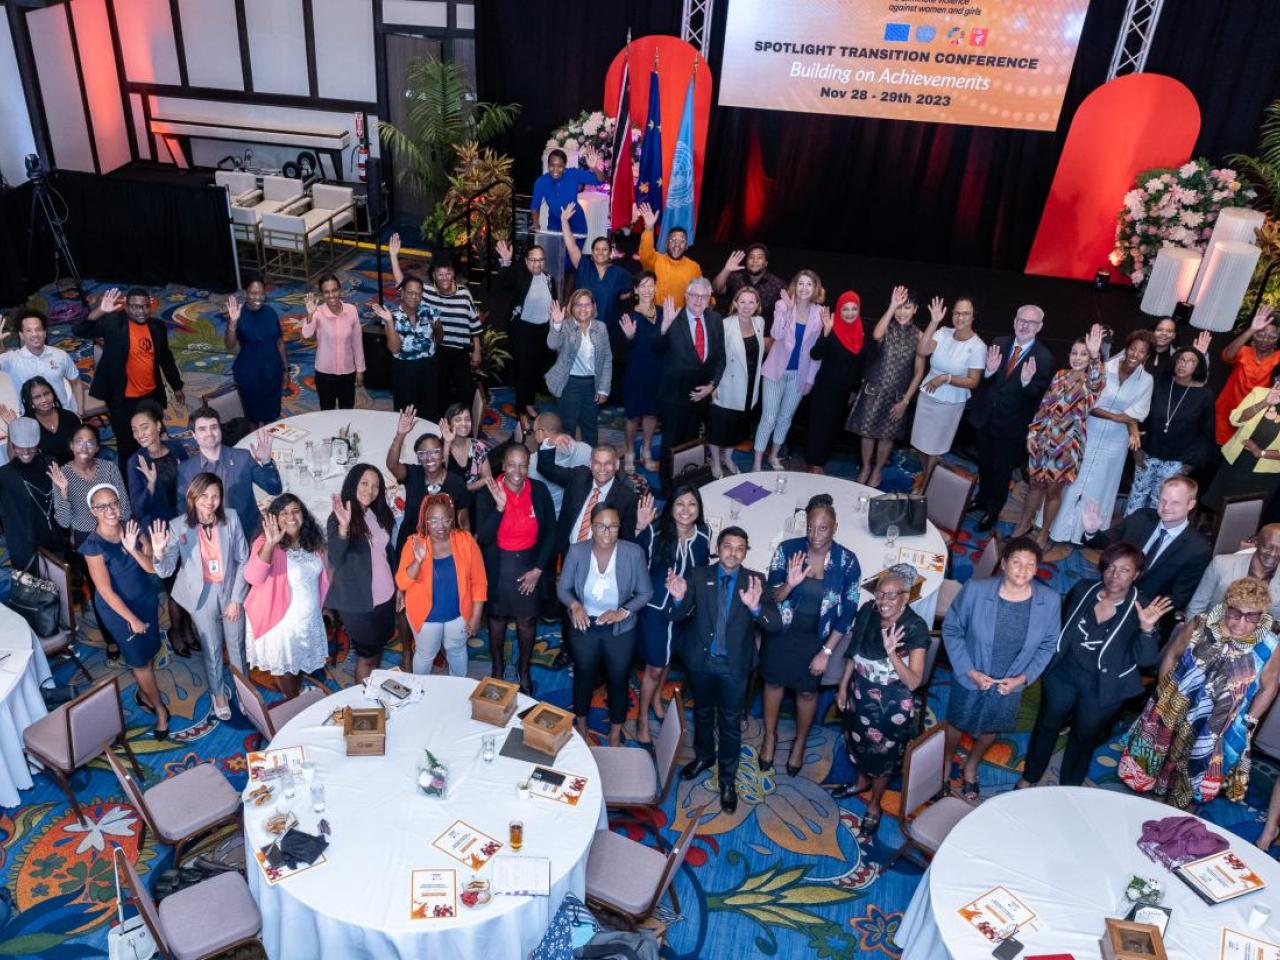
[521,702,574,757]
[469,677,520,727]
[342,706,386,756]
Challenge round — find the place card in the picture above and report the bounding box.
[528,766,589,806]
[492,856,551,897]
[1220,929,1280,960]
[269,422,308,443]
[897,546,946,574]
[1176,850,1266,905]
[253,843,327,885]
[432,820,503,871]
[956,885,1038,943]
[246,746,306,784]
[410,868,457,920]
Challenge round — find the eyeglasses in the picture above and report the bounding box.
[526,256,545,264]
[72,439,97,449]
[873,590,907,601]
[1224,607,1264,624]
[425,517,453,527]
[592,523,621,533]
[92,501,121,513]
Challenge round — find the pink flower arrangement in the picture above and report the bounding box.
[542,109,641,179]
[1110,157,1257,286]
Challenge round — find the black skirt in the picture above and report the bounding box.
[490,547,540,619]
[707,402,757,447]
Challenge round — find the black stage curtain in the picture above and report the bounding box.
[0,170,236,305]
[477,1,1280,272]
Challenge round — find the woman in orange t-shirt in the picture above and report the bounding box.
[1216,305,1280,444]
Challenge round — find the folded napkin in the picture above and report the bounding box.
[278,828,329,869]
[1137,815,1228,869]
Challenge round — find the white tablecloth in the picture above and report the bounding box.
[896,786,1280,958]
[698,472,947,623]
[235,410,441,525]
[0,603,52,807]
[245,675,605,960]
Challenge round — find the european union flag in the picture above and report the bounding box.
[884,22,910,42]
[635,67,664,219]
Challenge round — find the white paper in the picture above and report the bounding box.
[1220,928,1280,960]
[491,855,551,897]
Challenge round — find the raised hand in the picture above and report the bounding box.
[98,288,124,313]
[495,239,513,263]
[582,144,601,170]
[660,295,677,334]
[250,426,274,464]
[1082,498,1103,535]
[413,537,428,563]
[438,417,456,448]
[635,492,657,532]
[665,568,688,602]
[396,405,417,436]
[262,511,284,546]
[889,285,909,309]
[738,575,763,611]
[121,520,141,554]
[637,203,657,230]
[46,462,69,496]
[882,622,906,656]
[1252,304,1275,331]
[137,456,158,492]
[560,201,578,226]
[1085,323,1104,358]
[786,551,809,587]
[984,344,1002,376]
[226,295,241,324]
[0,403,17,424]
[549,300,566,326]
[821,306,834,336]
[619,314,637,339]
[777,287,794,310]
[1020,355,1037,386]
[1266,383,1280,407]
[371,302,393,323]
[148,519,169,556]
[330,494,353,530]
[485,476,507,512]
[723,249,745,273]
[927,296,946,325]
[303,292,318,315]
[1193,330,1211,356]
[1137,596,1174,633]
[388,233,401,257]
[553,433,575,452]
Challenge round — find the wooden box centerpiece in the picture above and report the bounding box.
[470,677,520,726]
[342,706,386,756]
[1100,918,1167,960]
[521,702,574,756]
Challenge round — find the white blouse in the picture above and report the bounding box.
[926,327,987,405]
[583,546,620,618]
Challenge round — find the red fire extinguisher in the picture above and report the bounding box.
[354,111,369,182]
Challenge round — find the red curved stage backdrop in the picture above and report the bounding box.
[604,36,713,219]
[1026,73,1201,282]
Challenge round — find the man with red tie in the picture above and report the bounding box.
[654,276,726,467]
[964,304,1054,531]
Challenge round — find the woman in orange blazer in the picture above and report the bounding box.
[396,493,487,675]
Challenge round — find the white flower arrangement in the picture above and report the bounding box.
[542,109,641,179]
[1110,157,1257,286]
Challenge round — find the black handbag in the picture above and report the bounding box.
[867,493,927,537]
[10,557,61,638]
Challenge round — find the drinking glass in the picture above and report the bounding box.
[509,819,524,851]
[774,473,787,494]
[857,495,870,516]
[301,760,316,785]
[280,768,297,800]
[729,500,742,521]
[310,782,326,813]
[884,523,900,567]
[481,734,496,764]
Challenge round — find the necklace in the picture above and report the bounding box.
[1163,381,1192,433]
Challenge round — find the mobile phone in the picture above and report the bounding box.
[380,678,411,700]
[992,936,1023,960]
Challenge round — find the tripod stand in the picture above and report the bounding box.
[24,171,85,306]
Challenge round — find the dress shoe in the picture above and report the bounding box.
[976,511,997,532]
[720,780,738,815]
[681,757,714,780]
[830,783,865,800]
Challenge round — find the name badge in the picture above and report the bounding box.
[208,558,220,574]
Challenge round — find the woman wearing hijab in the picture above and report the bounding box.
[806,291,865,474]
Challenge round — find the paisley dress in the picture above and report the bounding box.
[1025,357,1105,485]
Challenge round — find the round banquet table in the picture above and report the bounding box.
[244,674,606,960]
[235,409,440,525]
[895,786,1280,958]
[0,602,53,807]
[697,472,948,623]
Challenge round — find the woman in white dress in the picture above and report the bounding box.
[910,296,985,491]
[1049,331,1155,544]
[244,493,330,699]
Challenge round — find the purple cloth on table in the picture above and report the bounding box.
[1137,815,1229,869]
[723,481,771,506]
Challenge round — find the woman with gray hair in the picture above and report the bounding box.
[829,564,930,835]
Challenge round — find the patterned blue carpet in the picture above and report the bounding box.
[2,263,1276,959]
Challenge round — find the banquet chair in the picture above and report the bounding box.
[22,676,140,826]
[103,747,240,861]
[230,667,329,744]
[925,463,975,541]
[585,801,711,926]
[1212,494,1265,556]
[887,725,975,868]
[113,846,262,960]
[932,533,1001,626]
[589,687,684,813]
[199,386,245,425]
[35,546,94,685]
[1254,701,1280,761]
[80,345,108,421]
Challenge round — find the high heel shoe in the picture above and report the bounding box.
[786,761,803,778]
[135,690,156,714]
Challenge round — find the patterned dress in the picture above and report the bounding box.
[1025,358,1105,485]
[1118,608,1277,808]
[846,321,921,440]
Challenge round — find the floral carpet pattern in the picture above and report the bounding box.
[2,263,1277,959]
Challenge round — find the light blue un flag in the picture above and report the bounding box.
[658,73,697,248]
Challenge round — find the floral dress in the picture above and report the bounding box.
[1025,357,1105,485]
[842,603,931,777]
[846,321,921,440]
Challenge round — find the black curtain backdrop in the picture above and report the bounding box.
[477,0,1280,271]
[0,170,237,305]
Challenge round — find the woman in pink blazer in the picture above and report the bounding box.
[753,271,827,471]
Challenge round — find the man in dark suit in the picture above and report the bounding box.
[665,526,770,814]
[1082,474,1212,613]
[74,286,185,460]
[653,276,725,463]
[964,305,1054,531]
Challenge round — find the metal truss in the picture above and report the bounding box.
[1107,0,1166,79]
[680,0,714,57]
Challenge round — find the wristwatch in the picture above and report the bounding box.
[821,645,834,656]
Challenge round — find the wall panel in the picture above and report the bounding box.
[115,0,181,84]
[177,0,243,90]
[72,0,131,173]
[28,7,95,172]
[245,0,309,96]
[313,0,376,102]
[0,15,37,186]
